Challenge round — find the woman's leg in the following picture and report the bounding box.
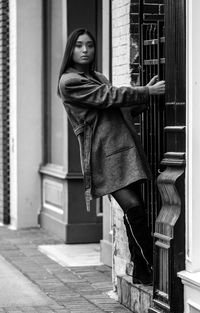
[111,182,153,285]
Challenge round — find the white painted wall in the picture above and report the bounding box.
[178,0,200,312]
[100,0,113,268]
[9,0,43,228]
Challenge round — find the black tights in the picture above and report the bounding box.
[111,182,143,212]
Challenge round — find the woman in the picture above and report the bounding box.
[58,28,165,285]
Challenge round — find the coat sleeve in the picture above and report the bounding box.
[59,73,149,110]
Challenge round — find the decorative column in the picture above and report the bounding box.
[9,0,43,228]
[149,161,185,313]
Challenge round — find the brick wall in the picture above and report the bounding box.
[112,0,131,86]
[112,0,132,289]
[0,0,10,224]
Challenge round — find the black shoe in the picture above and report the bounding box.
[132,261,153,286]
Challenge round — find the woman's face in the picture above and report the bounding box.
[72,33,95,68]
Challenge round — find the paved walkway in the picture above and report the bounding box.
[0,226,131,313]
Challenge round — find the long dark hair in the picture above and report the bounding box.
[57,28,96,96]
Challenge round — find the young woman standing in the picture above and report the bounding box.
[58,28,165,285]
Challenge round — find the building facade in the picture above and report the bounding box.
[0,0,200,312]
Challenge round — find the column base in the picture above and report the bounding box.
[39,211,102,243]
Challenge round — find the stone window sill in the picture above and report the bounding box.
[178,270,200,289]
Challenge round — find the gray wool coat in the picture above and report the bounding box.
[59,67,152,210]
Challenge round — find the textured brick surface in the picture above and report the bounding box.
[0,226,131,312]
[111,0,132,293]
[112,0,131,86]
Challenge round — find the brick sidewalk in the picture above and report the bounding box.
[0,226,131,313]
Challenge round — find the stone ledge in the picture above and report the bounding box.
[117,274,153,313]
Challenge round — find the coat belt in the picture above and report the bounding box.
[74,123,92,212]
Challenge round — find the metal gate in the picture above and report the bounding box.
[140,21,165,233]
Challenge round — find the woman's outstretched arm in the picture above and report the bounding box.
[59,73,165,110]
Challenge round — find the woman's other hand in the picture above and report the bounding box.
[146,75,159,86]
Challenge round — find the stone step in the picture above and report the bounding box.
[117,274,153,313]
